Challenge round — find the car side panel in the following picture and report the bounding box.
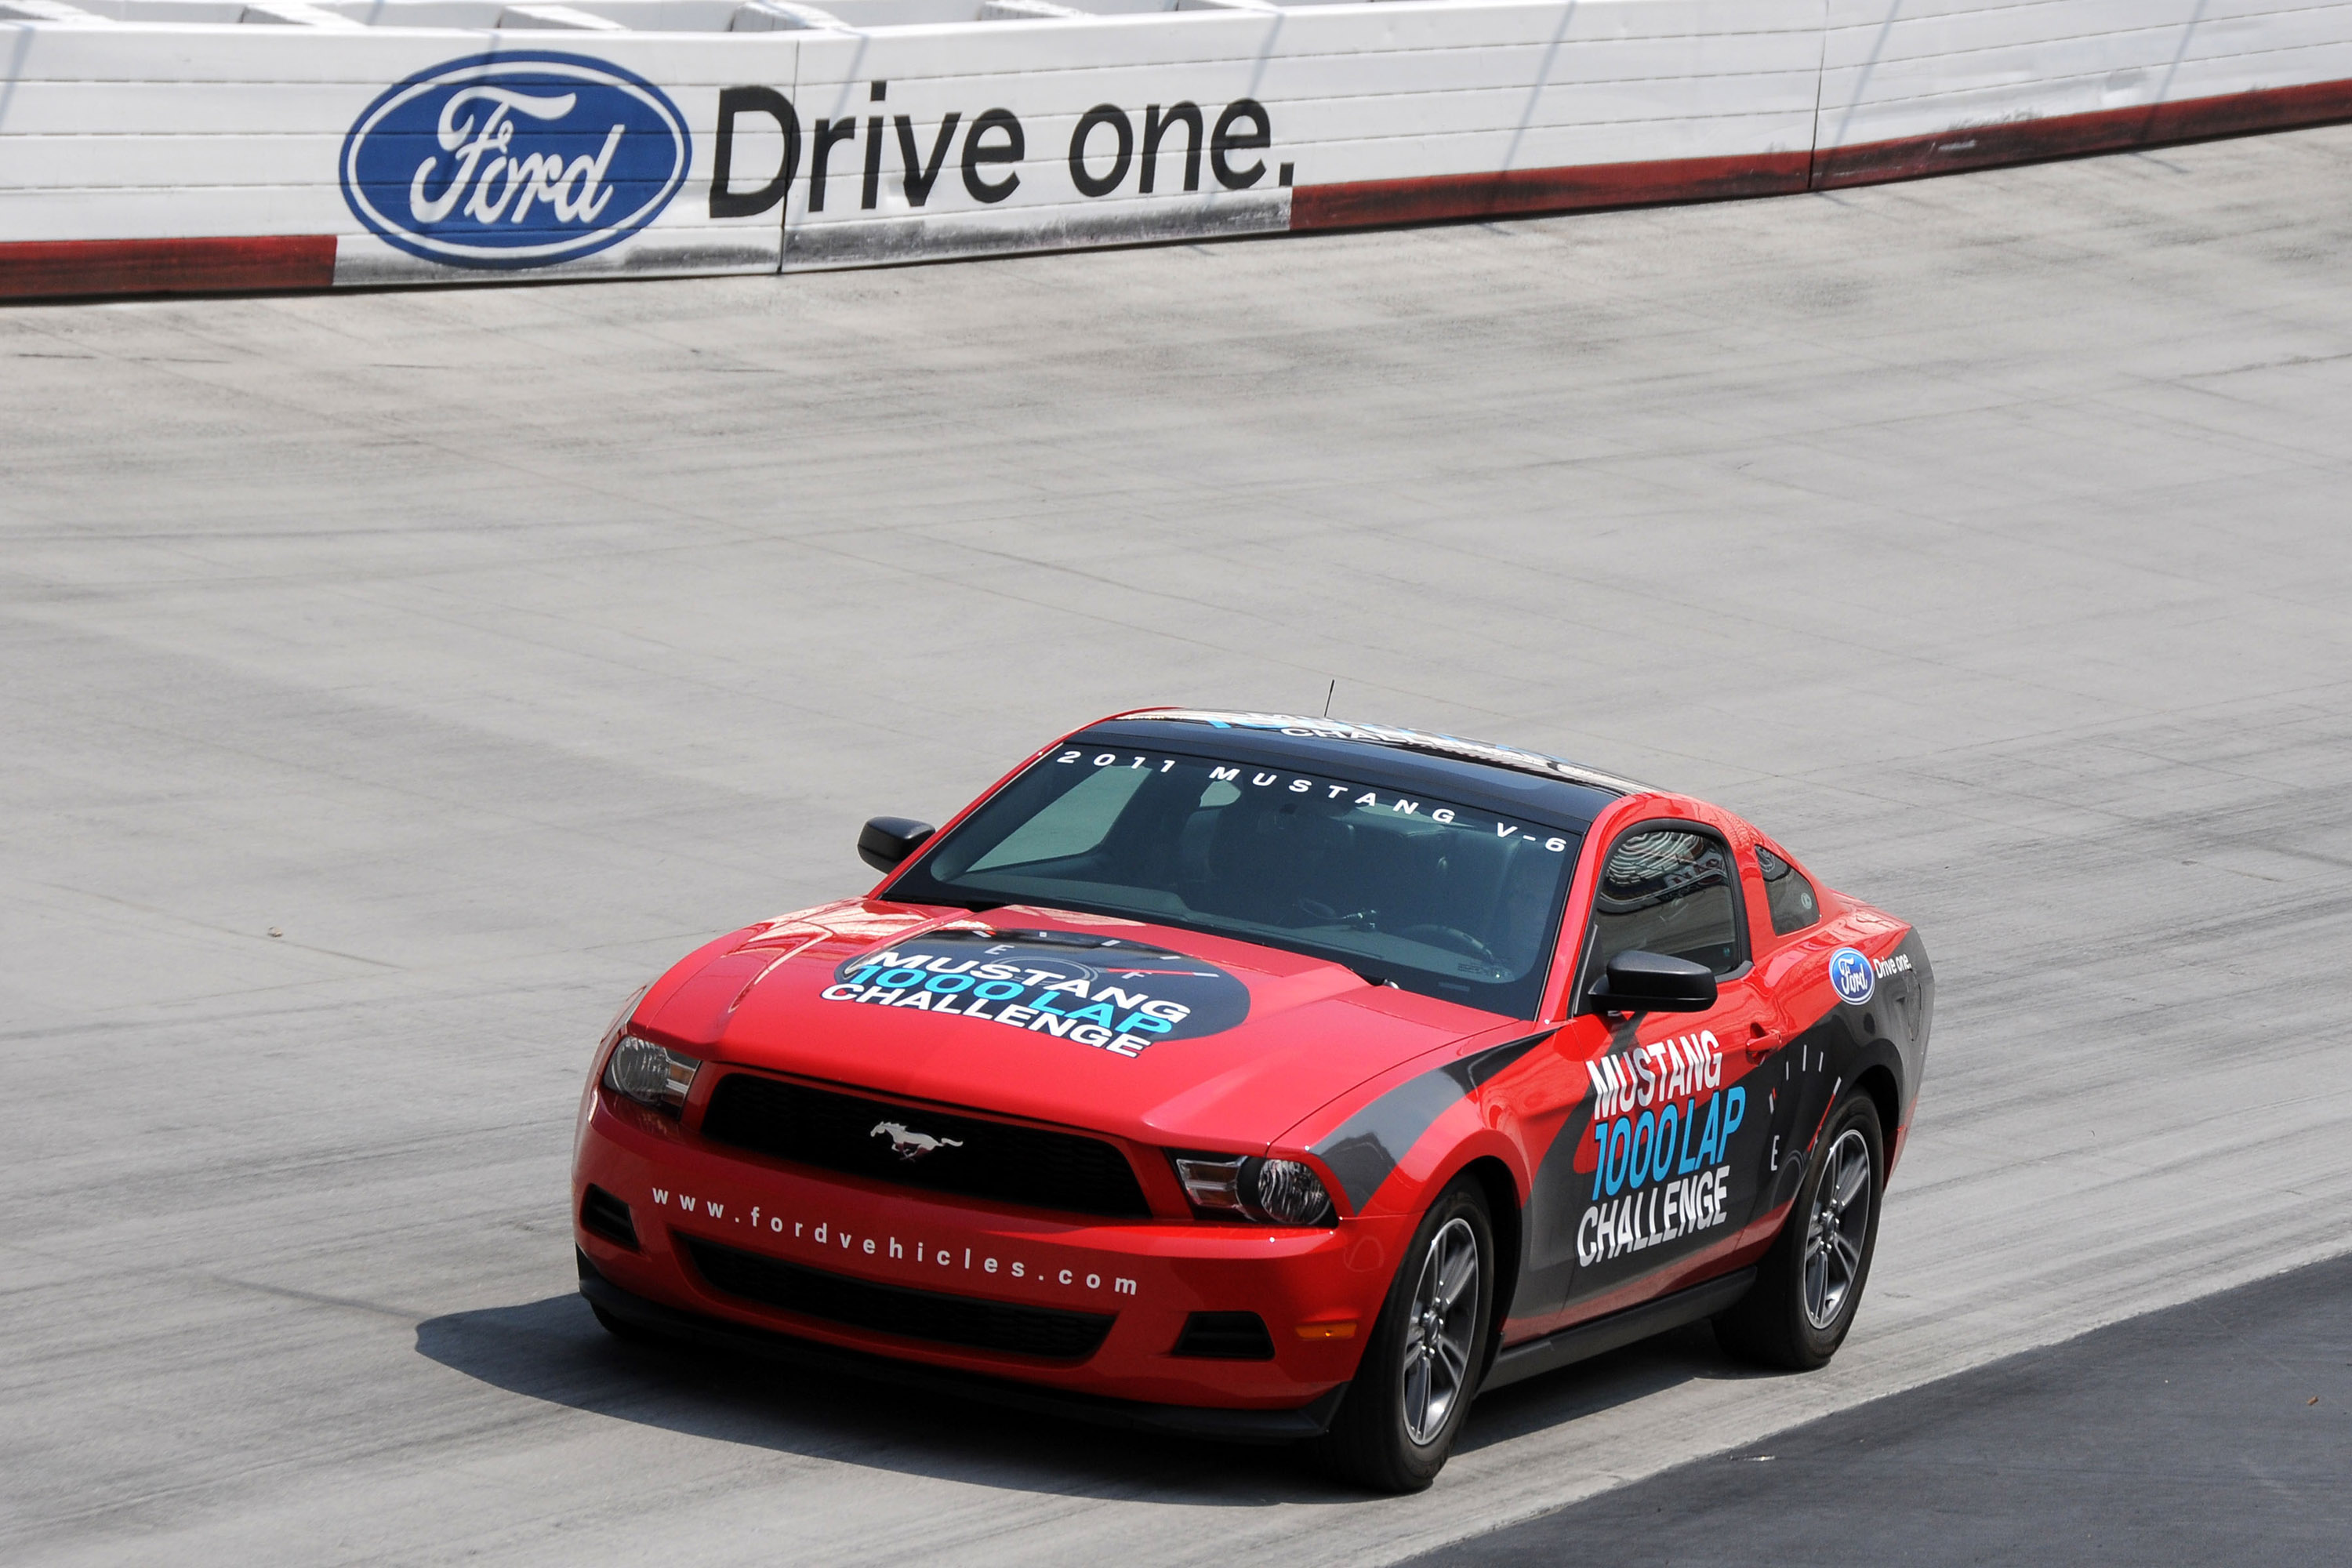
[1269,794,1934,1365]
[1488,915,1928,1345]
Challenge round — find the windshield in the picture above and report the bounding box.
[888,743,1582,1017]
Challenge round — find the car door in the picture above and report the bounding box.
[1515,816,1782,1321]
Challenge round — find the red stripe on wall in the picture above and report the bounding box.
[1292,77,2352,236]
[1814,76,2352,188]
[0,234,338,302]
[1289,152,1812,231]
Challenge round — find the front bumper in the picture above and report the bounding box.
[579,1251,1349,1443]
[574,1090,1399,1413]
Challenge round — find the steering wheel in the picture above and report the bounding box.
[1396,924,1498,964]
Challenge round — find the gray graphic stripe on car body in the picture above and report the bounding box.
[1309,1032,1553,1210]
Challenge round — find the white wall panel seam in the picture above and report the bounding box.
[1824,39,2352,92]
[1824,53,2352,115]
[1823,4,2352,57]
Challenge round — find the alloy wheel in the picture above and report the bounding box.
[1399,1216,1480,1445]
[1803,1127,1874,1329]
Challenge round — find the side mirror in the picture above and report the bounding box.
[1586,949,1717,1014]
[858,815,936,874]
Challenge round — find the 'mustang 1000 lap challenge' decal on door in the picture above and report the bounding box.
[1575,1029,1748,1266]
[823,929,1250,1058]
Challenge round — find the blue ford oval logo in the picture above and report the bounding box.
[1829,946,1875,1007]
[341,52,689,269]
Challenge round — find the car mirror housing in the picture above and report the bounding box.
[858,815,937,873]
[1587,949,1717,1014]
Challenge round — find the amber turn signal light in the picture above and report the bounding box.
[1294,1319,1359,1341]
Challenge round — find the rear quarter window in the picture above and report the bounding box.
[1755,844,1820,937]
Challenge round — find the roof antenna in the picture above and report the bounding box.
[1323,679,1336,717]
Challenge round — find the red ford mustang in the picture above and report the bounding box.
[573,710,1933,1490]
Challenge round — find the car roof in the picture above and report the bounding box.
[1077,709,1647,832]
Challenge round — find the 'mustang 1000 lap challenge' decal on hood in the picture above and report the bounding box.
[823,929,1250,1059]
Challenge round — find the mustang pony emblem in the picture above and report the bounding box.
[871,1121,965,1161]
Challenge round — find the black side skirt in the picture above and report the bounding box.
[576,1250,1347,1446]
[1482,1267,1758,1392]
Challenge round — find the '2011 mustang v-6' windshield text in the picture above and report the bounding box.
[886,746,1581,1018]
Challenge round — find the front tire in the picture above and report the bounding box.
[1714,1088,1884,1370]
[1310,1176,1494,1494]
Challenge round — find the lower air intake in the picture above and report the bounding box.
[683,1236,1116,1362]
[580,1185,637,1248]
[1173,1311,1276,1360]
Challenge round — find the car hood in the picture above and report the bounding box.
[630,900,1525,1152]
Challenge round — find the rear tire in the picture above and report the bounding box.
[1309,1176,1494,1494]
[1714,1089,1883,1370]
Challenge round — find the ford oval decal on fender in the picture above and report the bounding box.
[1828,946,1875,1007]
[341,53,689,268]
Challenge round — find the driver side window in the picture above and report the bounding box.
[1582,826,1747,984]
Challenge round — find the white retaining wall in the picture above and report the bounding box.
[2,0,2349,296]
[1819,1,2352,172]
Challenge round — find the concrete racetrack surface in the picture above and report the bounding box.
[5,123,2351,1566]
[1406,1250,2352,1566]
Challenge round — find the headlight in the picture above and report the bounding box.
[1253,1158,1336,1225]
[1171,1153,1336,1225]
[602,1036,702,1116]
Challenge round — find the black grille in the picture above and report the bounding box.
[581,1185,637,1248]
[684,1236,1116,1361]
[1174,1311,1275,1359]
[697,1073,1152,1218]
